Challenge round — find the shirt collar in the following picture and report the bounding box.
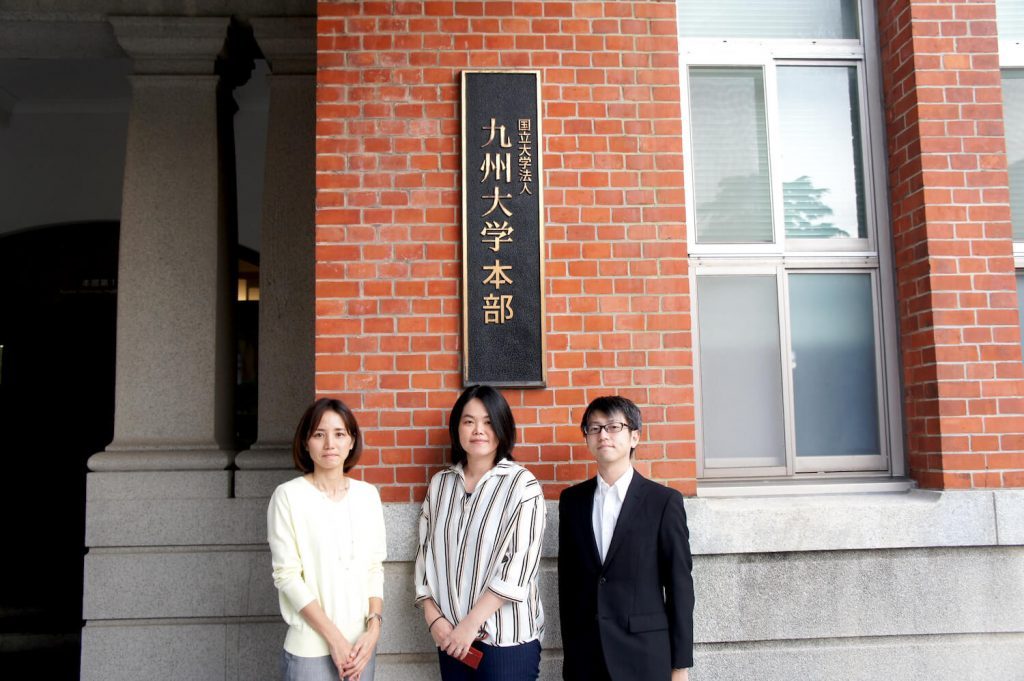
[452,458,515,479]
[596,465,633,501]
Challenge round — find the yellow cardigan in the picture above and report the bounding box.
[268,476,387,656]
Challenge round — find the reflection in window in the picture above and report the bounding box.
[689,67,773,244]
[778,66,867,239]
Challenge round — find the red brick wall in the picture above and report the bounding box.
[878,0,1024,488]
[315,0,694,501]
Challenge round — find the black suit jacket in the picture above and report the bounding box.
[558,472,694,681]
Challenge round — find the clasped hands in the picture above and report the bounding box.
[328,623,379,681]
[431,616,481,661]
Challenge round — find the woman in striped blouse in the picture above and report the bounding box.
[415,384,547,680]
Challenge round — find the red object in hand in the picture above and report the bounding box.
[460,646,483,670]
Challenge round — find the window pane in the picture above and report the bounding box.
[778,66,867,240]
[697,275,786,466]
[1003,70,1024,240]
[790,273,880,457]
[1016,274,1024,357]
[678,0,860,39]
[997,0,1024,41]
[689,68,773,244]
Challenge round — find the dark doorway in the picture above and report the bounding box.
[0,221,118,680]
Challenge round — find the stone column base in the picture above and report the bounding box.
[88,447,234,471]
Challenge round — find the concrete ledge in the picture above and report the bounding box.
[81,619,282,681]
[87,447,234,471]
[694,547,1024,642]
[86,498,269,546]
[83,547,274,620]
[697,476,914,497]
[691,632,1024,681]
[686,490,999,554]
[87,471,231,500]
[995,489,1024,545]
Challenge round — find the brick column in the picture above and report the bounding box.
[878,0,1024,488]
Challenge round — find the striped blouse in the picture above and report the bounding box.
[414,459,546,647]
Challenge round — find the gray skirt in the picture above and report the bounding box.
[280,649,376,681]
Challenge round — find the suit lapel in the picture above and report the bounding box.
[601,472,649,570]
[576,478,603,569]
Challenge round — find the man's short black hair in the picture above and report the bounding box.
[580,395,643,434]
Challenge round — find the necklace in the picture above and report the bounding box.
[309,474,349,501]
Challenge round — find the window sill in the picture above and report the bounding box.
[696,475,914,498]
[684,487,1020,555]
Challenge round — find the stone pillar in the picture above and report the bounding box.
[88,16,236,473]
[235,18,316,494]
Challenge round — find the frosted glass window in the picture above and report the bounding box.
[690,68,773,244]
[697,276,786,466]
[1003,70,1024,240]
[778,66,867,240]
[998,0,1024,41]
[678,0,860,39]
[790,274,880,457]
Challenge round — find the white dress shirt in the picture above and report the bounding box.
[592,465,634,562]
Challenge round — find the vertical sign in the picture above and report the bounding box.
[461,70,546,387]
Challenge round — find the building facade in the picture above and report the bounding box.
[1,0,1023,680]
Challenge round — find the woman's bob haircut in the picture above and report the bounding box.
[448,384,516,466]
[291,398,363,473]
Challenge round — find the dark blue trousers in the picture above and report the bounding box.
[437,640,541,681]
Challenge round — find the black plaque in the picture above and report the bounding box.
[461,70,546,387]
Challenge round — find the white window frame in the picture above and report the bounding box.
[1000,31,1024,263]
[785,266,888,473]
[997,5,1024,367]
[680,0,905,482]
[691,262,793,479]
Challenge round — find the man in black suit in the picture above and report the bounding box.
[558,395,694,681]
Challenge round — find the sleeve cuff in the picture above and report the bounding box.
[487,578,528,604]
[414,585,433,603]
[672,654,694,669]
[281,581,316,612]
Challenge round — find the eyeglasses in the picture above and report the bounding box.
[584,422,631,437]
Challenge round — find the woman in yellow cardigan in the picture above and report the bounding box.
[268,398,387,681]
